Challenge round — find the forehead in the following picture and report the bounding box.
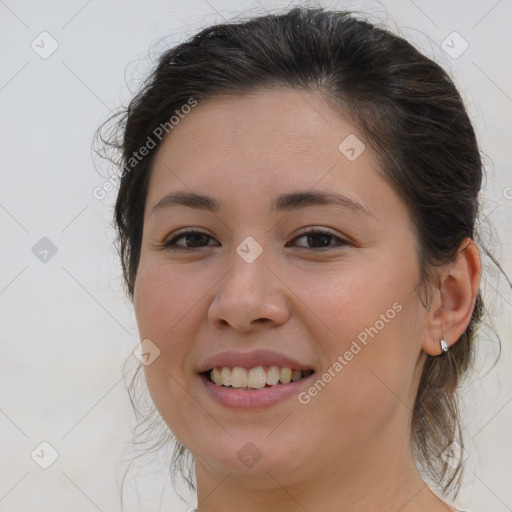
[148,88,379,193]
[161,89,354,152]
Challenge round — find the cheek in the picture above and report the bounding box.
[316,293,425,425]
[298,258,423,408]
[134,263,208,441]
[293,260,404,348]
[133,264,206,403]
[134,261,209,342]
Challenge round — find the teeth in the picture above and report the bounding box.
[221,367,231,386]
[291,370,302,382]
[247,367,266,389]
[208,366,312,389]
[266,366,280,385]
[279,367,292,384]
[211,367,223,386]
[231,367,248,388]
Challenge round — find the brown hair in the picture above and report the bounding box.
[96,6,501,501]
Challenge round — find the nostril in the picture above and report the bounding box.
[254,318,271,324]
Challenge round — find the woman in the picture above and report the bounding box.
[100,6,492,511]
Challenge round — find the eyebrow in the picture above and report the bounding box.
[150,190,372,216]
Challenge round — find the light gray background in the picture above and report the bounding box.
[0,1,511,511]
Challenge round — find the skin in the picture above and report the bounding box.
[133,88,481,512]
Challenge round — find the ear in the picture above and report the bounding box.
[422,237,482,356]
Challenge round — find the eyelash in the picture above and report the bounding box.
[162,229,349,251]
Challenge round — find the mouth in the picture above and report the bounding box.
[197,350,316,408]
[202,366,315,390]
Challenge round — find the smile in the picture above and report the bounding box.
[200,366,316,409]
[206,366,315,390]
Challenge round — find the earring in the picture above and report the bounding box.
[440,338,449,354]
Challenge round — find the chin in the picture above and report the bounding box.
[192,435,309,483]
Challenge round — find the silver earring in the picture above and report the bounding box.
[440,338,449,354]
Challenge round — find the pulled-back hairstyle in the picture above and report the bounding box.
[96,5,497,501]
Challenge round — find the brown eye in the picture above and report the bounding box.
[291,230,349,249]
[164,231,217,249]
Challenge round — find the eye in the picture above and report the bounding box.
[163,230,218,249]
[161,228,349,251]
[289,229,349,249]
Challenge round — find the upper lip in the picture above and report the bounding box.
[198,349,314,373]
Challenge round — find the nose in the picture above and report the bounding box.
[207,248,291,332]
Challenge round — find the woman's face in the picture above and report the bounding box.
[133,89,429,485]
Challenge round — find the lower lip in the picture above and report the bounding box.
[199,373,315,409]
